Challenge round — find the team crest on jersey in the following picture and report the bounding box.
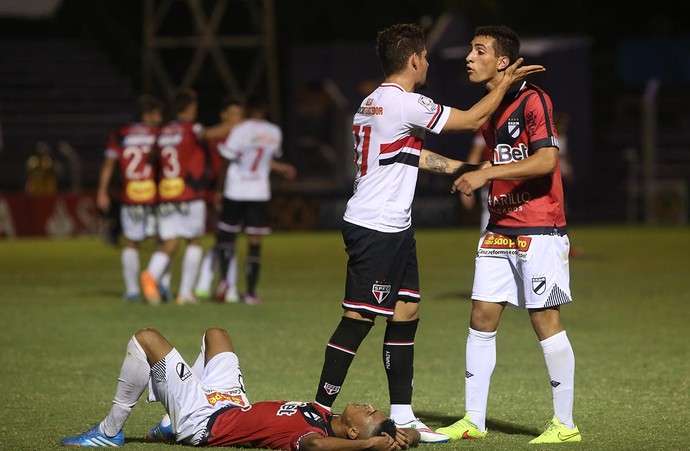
[417,95,436,113]
[176,362,193,381]
[532,276,546,295]
[366,98,374,106]
[372,280,391,303]
[508,118,520,138]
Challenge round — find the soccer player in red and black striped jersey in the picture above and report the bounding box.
[140,89,233,305]
[96,94,163,301]
[437,25,581,444]
[312,23,544,444]
[60,326,421,450]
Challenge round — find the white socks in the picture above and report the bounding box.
[179,244,203,299]
[121,248,140,295]
[540,330,575,429]
[463,328,575,432]
[101,336,150,437]
[195,250,215,293]
[147,251,170,281]
[390,404,415,424]
[465,328,496,432]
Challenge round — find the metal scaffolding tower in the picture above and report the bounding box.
[141,0,280,122]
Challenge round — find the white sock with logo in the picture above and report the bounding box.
[540,330,575,429]
[465,328,496,432]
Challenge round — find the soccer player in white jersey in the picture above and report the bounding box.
[194,97,246,302]
[312,23,545,444]
[213,96,296,304]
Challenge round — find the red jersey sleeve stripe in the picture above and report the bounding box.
[426,104,444,129]
[379,135,423,155]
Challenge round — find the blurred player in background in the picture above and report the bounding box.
[212,96,296,304]
[459,130,491,232]
[194,97,246,302]
[140,88,233,305]
[96,94,163,301]
[554,111,584,257]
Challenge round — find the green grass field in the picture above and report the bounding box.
[1,225,689,450]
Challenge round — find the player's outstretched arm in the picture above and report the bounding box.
[299,432,402,451]
[419,149,483,177]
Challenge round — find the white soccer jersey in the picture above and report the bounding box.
[218,118,282,201]
[344,83,451,232]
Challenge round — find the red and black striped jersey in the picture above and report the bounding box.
[156,120,209,202]
[105,122,159,205]
[481,82,567,234]
[202,401,332,450]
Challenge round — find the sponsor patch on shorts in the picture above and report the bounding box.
[479,234,533,256]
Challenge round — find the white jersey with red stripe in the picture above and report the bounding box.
[218,118,282,201]
[344,83,450,232]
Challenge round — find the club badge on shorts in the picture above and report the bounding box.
[177,362,193,381]
[372,280,391,303]
[532,276,546,295]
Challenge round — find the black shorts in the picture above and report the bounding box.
[217,199,272,235]
[341,221,420,317]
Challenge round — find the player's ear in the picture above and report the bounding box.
[497,55,509,71]
[410,52,419,70]
[347,426,359,440]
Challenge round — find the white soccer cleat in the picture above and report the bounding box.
[394,418,450,444]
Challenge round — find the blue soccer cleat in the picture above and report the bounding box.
[61,424,124,447]
[145,420,175,442]
[158,283,171,303]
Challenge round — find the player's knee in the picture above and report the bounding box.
[135,327,163,346]
[205,327,232,346]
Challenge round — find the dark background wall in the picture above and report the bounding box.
[1,0,688,225]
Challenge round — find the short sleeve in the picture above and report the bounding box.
[401,93,450,134]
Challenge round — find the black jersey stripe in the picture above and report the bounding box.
[380,151,420,167]
[533,89,557,137]
[427,104,445,129]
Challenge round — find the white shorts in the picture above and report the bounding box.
[147,348,250,445]
[157,199,206,241]
[472,232,572,309]
[120,205,157,242]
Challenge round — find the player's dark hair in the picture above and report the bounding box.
[220,95,245,110]
[171,88,198,115]
[372,418,397,440]
[135,94,163,120]
[474,25,520,64]
[376,23,426,77]
[246,95,269,118]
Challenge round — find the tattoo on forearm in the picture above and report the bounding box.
[424,154,450,173]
